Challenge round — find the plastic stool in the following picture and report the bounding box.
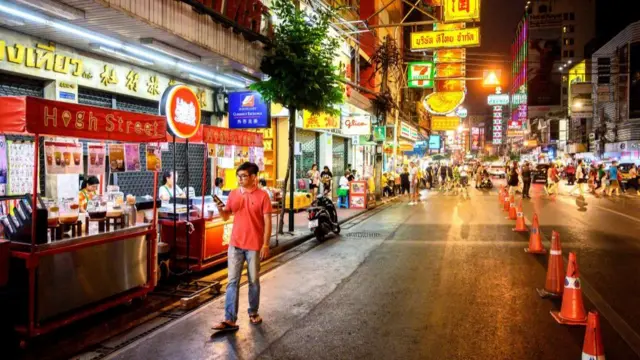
[337,194,349,209]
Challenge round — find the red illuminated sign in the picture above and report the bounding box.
[202,125,263,147]
[161,85,202,139]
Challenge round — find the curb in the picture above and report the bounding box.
[267,196,399,259]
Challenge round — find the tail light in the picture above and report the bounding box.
[308,210,315,219]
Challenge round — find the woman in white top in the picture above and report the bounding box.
[159,170,186,201]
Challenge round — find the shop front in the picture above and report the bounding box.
[0,26,219,200]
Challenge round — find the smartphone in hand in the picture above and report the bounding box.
[212,195,225,209]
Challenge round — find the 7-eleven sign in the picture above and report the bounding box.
[408,61,435,88]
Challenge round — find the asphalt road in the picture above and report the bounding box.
[105,187,640,360]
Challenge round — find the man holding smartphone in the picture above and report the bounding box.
[212,162,273,332]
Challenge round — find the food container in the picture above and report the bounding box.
[59,198,80,224]
[86,195,107,220]
[47,201,59,227]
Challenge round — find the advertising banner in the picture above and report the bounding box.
[228,91,270,129]
[431,116,460,131]
[407,61,435,88]
[373,126,386,142]
[0,27,214,111]
[435,63,465,79]
[145,144,162,172]
[202,125,263,147]
[443,0,481,23]
[529,28,562,106]
[14,97,167,142]
[108,144,125,173]
[410,28,481,50]
[87,143,106,175]
[434,49,466,63]
[124,143,141,171]
[44,141,83,175]
[302,111,340,129]
[341,114,371,135]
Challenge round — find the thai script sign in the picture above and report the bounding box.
[410,28,480,50]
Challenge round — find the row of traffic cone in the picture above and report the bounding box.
[497,186,605,359]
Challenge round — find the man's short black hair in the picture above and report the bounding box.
[237,162,259,176]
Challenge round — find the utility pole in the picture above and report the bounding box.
[374,36,390,202]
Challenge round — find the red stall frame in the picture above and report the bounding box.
[0,96,165,340]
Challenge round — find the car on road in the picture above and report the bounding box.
[486,162,506,178]
[618,162,638,184]
[532,163,550,184]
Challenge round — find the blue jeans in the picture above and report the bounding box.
[224,245,261,322]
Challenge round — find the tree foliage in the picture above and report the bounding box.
[250,0,344,115]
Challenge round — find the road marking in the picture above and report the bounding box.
[556,196,640,224]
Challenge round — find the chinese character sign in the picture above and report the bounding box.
[303,111,340,129]
[431,116,461,131]
[443,0,481,23]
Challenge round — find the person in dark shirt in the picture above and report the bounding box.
[400,166,410,195]
[521,162,532,199]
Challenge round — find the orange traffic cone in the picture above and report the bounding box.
[513,201,527,231]
[524,213,546,254]
[498,187,505,206]
[582,312,605,359]
[537,230,564,298]
[551,252,588,325]
[508,196,517,220]
[503,192,511,212]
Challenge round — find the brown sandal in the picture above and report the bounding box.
[249,314,262,325]
[212,321,239,332]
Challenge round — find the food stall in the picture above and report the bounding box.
[0,96,163,342]
[159,125,264,272]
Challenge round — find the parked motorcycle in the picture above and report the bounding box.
[478,177,493,190]
[307,195,340,242]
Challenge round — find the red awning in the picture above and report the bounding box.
[0,97,167,143]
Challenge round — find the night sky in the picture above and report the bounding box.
[465,0,527,115]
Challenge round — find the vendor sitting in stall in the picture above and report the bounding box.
[159,170,186,201]
[79,176,100,212]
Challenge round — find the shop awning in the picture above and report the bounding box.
[0,96,167,143]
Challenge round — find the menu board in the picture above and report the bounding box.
[146,144,162,172]
[87,143,106,175]
[124,144,141,171]
[0,136,7,196]
[7,141,35,195]
[349,180,367,209]
[44,141,83,175]
[108,144,125,173]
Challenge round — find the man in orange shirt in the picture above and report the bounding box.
[212,162,273,333]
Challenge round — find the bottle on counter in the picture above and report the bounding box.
[125,195,137,227]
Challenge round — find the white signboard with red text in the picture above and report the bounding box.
[341,114,372,135]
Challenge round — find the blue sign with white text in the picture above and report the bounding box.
[428,135,441,149]
[228,91,270,129]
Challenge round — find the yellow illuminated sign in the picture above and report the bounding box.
[443,0,481,23]
[303,110,340,129]
[411,28,480,50]
[431,116,461,131]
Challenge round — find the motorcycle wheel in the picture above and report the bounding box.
[334,225,341,234]
[314,228,326,242]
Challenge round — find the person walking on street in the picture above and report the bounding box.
[569,159,587,197]
[565,162,576,186]
[545,163,560,196]
[400,166,410,197]
[212,162,273,333]
[588,165,597,194]
[595,164,606,194]
[507,161,519,195]
[607,161,621,196]
[627,164,639,195]
[521,162,532,199]
[409,162,419,205]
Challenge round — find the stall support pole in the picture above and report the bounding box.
[172,135,177,266]
[201,146,207,218]
[29,134,40,336]
[185,139,190,273]
[288,108,296,232]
